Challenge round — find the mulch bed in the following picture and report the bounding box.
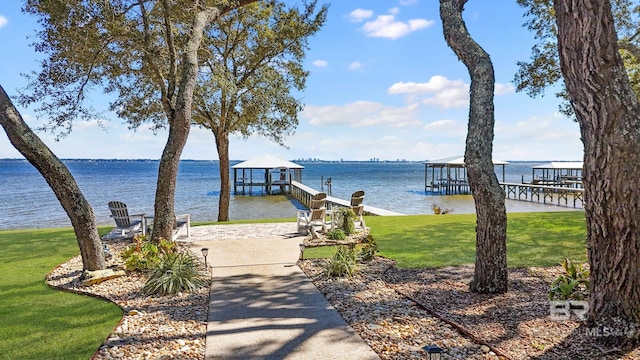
[300,256,640,359]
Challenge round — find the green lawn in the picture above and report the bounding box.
[0,227,122,360]
[306,211,587,268]
[0,212,587,359]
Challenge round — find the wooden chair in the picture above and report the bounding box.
[107,201,145,238]
[310,192,327,209]
[141,213,192,241]
[296,192,329,233]
[350,191,366,228]
[172,214,191,240]
[298,207,329,239]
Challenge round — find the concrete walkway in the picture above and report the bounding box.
[184,223,379,360]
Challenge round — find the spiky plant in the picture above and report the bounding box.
[143,251,209,295]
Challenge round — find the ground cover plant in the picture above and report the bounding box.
[305,211,587,268]
[0,227,122,359]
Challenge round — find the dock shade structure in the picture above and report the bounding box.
[232,154,303,195]
[424,156,509,195]
[528,161,583,187]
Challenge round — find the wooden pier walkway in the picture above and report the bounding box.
[500,182,584,208]
[290,181,403,216]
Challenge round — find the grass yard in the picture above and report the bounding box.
[0,227,122,360]
[306,211,587,268]
[0,212,587,359]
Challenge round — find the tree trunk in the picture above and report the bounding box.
[152,10,213,241]
[150,3,258,240]
[554,0,640,345]
[216,133,231,222]
[0,85,105,271]
[152,116,189,241]
[440,0,507,293]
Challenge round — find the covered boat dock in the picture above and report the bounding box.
[232,154,303,195]
[424,156,508,195]
[526,161,583,188]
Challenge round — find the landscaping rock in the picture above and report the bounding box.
[82,269,126,286]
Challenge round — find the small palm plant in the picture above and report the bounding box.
[143,251,209,295]
[323,245,358,278]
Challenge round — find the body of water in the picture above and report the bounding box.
[0,159,581,230]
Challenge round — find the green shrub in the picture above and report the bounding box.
[431,204,452,215]
[323,245,358,277]
[358,242,377,262]
[326,228,346,240]
[334,207,356,235]
[549,258,590,300]
[121,235,176,271]
[143,251,209,295]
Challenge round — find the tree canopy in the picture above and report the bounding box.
[515,0,640,115]
[19,0,258,241]
[193,0,328,221]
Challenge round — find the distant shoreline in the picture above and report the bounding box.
[0,158,582,163]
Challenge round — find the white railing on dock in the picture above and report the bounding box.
[500,182,584,208]
[290,181,403,216]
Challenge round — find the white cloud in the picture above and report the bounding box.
[493,113,583,160]
[423,119,467,138]
[349,61,363,71]
[388,75,469,108]
[301,101,423,129]
[362,13,433,40]
[388,75,515,109]
[424,119,462,130]
[73,119,116,131]
[348,9,373,22]
[400,0,418,5]
[312,59,328,68]
[388,7,400,15]
[495,83,515,95]
[0,16,7,28]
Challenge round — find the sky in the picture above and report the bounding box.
[0,1,583,162]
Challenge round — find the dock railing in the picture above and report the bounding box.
[500,182,584,208]
[290,181,403,216]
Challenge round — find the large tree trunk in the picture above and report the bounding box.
[0,85,105,271]
[440,0,507,293]
[151,3,258,240]
[152,10,215,241]
[554,0,640,345]
[216,133,231,222]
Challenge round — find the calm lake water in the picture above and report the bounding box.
[0,159,581,230]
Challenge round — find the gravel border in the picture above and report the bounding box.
[46,237,640,360]
[46,239,209,360]
[300,257,640,360]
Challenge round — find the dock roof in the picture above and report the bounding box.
[532,161,583,169]
[424,156,509,167]
[232,154,304,169]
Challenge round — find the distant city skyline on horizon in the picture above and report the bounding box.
[0,157,582,163]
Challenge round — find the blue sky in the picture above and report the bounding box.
[0,1,583,161]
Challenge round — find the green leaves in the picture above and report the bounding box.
[193,1,329,145]
[143,251,209,295]
[323,245,358,278]
[548,258,590,300]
